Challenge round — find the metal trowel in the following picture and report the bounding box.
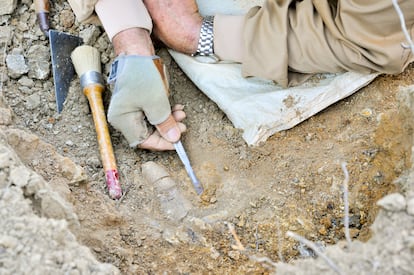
[34,0,83,113]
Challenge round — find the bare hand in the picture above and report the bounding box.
[139,104,187,151]
[143,0,203,54]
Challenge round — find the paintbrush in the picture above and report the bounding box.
[71,45,122,199]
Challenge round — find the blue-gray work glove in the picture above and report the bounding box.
[107,55,172,147]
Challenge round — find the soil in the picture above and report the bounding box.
[1,1,414,274]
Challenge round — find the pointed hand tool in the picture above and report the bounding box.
[174,141,204,195]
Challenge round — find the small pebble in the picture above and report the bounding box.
[360,108,373,117]
[65,140,74,147]
[228,251,241,260]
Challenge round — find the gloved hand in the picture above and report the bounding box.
[107,55,185,151]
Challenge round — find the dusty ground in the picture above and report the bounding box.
[1,1,414,274]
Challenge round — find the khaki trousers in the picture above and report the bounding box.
[241,0,414,87]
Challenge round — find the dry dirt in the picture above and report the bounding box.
[1,1,414,274]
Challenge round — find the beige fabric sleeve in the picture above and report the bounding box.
[214,0,414,87]
[95,0,152,41]
[67,0,100,24]
[213,15,244,63]
[67,0,152,42]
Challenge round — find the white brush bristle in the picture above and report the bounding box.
[71,45,102,77]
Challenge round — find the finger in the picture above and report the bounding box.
[156,114,181,143]
[172,109,186,122]
[139,122,187,151]
[139,131,175,151]
[172,104,184,111]
[177,122,187,133]
[171,104,186,122]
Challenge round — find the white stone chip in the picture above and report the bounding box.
[377,193,407,212]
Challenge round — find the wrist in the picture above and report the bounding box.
[168,14,202,55]
[112,28,155,56]
[186,15,203,54]
[192,16,220,63]
[193,16,215,56]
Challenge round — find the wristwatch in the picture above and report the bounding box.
[193,16,220,63]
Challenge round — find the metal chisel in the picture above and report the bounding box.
[174,141,204,195]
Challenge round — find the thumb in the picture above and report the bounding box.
[155,114,181,143]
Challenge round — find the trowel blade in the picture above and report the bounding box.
[49,29,83,113]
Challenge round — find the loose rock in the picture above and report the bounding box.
[59,9,75,29]
[9,166,31,188]
[6,49,28,78]
[0,0,17,15]
[79,25,101,45]
[0,107,13,125]
[406,197,414,216]
[17,76,34,87]
[0,26,12,43]
[27,45,50,80]
[25,93,41,110]
[377,193,406,212]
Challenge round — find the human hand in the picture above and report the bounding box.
[143,0,203,54]
[107,55,185,151]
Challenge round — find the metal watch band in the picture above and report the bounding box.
[196,16,215,56]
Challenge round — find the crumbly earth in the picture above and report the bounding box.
[1,1,414,274]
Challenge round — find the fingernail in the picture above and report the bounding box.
[167,127,180,142]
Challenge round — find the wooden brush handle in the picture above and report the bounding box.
[34,0,50,35]
[84,84,122,199]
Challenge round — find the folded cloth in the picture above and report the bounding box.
[169,0,379,146]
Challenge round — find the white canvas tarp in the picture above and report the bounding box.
[169,0,379,145]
